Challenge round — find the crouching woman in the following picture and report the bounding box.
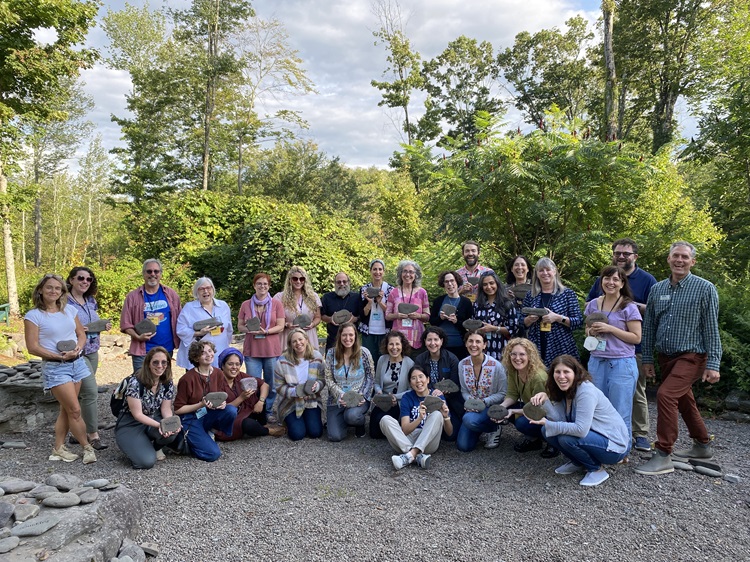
[529,355,629,487]
[380,366,454,470]
[115,346,183,469]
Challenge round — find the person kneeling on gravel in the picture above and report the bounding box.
[529,355,629,487]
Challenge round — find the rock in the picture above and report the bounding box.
[688,458,722,472]
[423,395,444,414]
[0,528,8,539]
[46,473,82,491]
[140,542,160,557]
[724,473,741,484]
[134,319,157,335]
[0,535,20,554]
[204,391,227,408]
[244,317,261,331]
[440,303,457,316]
[100,482,120,491]
[1,441,27,449]
[118,538,146,562]
[462,319,483,331]
[114,556,136,562]
[372,393,396,411]
[718,410,750,423]
[160,416,181,434]
[464,398,486,412]
[0,502,14,526]
[11,514,62,536]
[397,303,419,315]
[79,489,101,504]
[693,466,723,478]
[29,485,61,500]
[83,479,110,489]
[42,492,82,507]
[13,503,40,522]
[0,478,36,494]
[434,379,459,394]
[673,461,693,471]
[522,403,546,421]
[0,374,6,383]
[332,309,352,324]
[341,390,364,408]
[487,404,509,420]
[70,486,94,495]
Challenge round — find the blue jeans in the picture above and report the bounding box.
[180,405,237,462]
[543,428,626,471]
[245,356,277,414]
[284,408,323,441]
[457,409,500,452]
[131,355,144,374]
[327,402,369,442]
[588,356,637,441]
[515,414,543,440]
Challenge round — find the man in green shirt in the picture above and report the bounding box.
[635,242,721,476]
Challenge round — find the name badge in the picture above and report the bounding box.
[196,406,207,419]
[660,295,670,301]
[540,320,552,332]
[596,339,607,352]
[402,318,413,327]
[371,309,383,322]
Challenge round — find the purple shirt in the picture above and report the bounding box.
[584,300,641,359]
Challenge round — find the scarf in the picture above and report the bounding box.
[251,293,273,329]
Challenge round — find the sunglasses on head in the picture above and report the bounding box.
[76,275,93,283]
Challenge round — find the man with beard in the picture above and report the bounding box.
[457,241,494,302]
[586,238,657,452]
[120,258,182,372]
[320,272,361,350]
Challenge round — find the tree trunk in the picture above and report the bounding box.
[603,0,618,141]
[34,196,42,266]
[20,210,27,269]
[237,132,243,195]
[0,169,20,315]
[202,0,221,191]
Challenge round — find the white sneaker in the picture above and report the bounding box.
[155,449,166,461]
[415,453,431,469]
[484,426,503,449]
[555,461,584,475]
[580,468,609,487]
[391,453,413,470]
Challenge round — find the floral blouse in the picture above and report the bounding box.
[124,376,175,417]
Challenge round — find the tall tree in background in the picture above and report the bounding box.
[602,0,618,140]
[418,36,504,147]
[499,16,597,129]
[370,0,423,145]
[172,0,253,191]
[0,0,98,314]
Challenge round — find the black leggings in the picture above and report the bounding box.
[241,411,269,438]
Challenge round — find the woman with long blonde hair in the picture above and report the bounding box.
[273,265,322,351]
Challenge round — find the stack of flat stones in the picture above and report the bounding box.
[0,473,143,559]
[0,360,43,384]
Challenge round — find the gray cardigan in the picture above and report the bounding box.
[458,355,507,406]
[543,381,629,454]
[374,355,414,398]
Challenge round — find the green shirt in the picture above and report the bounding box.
[642,273,721,371]
[506,368,547,403]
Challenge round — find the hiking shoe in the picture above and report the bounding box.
[672,439,713,460]
[633,436,651,452]
[49,446,78,463]
[555,461,584,475]
[392,453,413,470]
[155,449,166,461]
[484,426,503,449]
[514,438,543,453]
[82,444,97,465]
[266,425,287,437]
[580,468,609,487]
[634,449,673,475]
[355,425,366,438]
[415,453,431,469]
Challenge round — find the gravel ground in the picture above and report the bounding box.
[1,357,749,562]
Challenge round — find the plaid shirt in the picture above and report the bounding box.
[642,273,722,371]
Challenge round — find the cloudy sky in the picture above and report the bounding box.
[77,0,693,169]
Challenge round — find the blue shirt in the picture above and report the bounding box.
[144,286,174,352]
[399,390,445,429]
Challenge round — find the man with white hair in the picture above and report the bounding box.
[120,259,182,372]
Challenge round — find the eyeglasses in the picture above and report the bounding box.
[402,270,416,276]
[335,280,349,285]
[145,269,161,275]
[76,275,93,283]
[613,251,634,257]
[151,360,169,366]
[510,353,527,358]
[291,276,305,282]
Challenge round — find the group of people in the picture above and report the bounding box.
[24,238,721,487]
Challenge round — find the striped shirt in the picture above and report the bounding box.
[642,273,722,371]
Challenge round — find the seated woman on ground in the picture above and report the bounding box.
[456,331,507,452]
[274,328,326,441]
[429,270,473,360]
[324,322,375,441]
[210,347,285,441]
[370,330,414,439]
[413,326,462,438]
[174,340,237,462]
[473,271,520,359]
[529,355,629,487]
[495,338,554,457]
[380,365,454,470]
[115,346,183,469]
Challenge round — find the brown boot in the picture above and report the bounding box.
[266,425,286,437]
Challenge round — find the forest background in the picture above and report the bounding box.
[1,0,749,399]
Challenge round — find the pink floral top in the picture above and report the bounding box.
[385,286,430,350]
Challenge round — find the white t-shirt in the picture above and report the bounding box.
[295,359,310,385]
[24,306,78,355]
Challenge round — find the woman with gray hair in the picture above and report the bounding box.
[175,277,233,368]
[521,257,582,367]
[386,260,430,355]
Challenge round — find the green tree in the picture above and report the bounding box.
[0,0,98,314]
[370,0,423,145]
[498,16,598,129]
[418,36,504,147]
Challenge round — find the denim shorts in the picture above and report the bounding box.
[42,357,91,390]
